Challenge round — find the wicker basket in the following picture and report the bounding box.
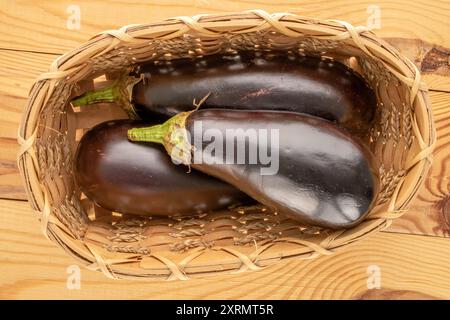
[18,10,435,280]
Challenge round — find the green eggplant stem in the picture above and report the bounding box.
[127,111,193,165]
[127,93,210,156]
[127,123,169,145]
[128,123,168,144]
[71,81,121,106]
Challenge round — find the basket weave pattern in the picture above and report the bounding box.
[17,10,435,280]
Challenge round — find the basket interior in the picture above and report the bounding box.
[31,26,422,278]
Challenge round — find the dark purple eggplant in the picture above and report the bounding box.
[71,52,376,132]
[75,119,250,216]
[127,109,379,229]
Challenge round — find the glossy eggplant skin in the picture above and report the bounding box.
[75,120,250,216]
[133,53,376,132]
[183,109,378,229]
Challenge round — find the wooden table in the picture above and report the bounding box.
[1,0,449,299]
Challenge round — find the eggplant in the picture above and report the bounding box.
[71,52,376,133]
[128,109,379,229]
[75,119,250,216]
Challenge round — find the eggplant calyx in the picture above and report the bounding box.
[127,111,193,165]
[70,77,141,119]
[127,93,210,165]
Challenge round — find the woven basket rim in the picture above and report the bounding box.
[17,10,436,280]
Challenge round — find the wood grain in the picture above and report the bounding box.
[357,289,441,300]
[385,38,450,92]
[389,91,450,237]
[0,199,449,299]
[0,50,56,200]
[1,0,450,55]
